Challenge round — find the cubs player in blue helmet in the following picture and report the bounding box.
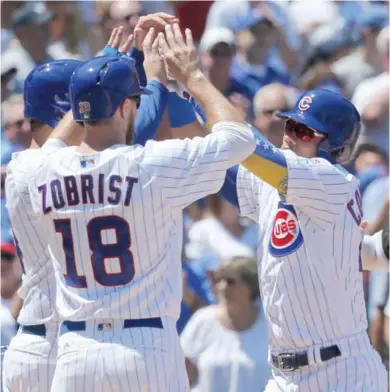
[25,24,256,392]
[3,59,83,392]
[158,88,388,390]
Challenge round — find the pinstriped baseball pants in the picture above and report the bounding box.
[2,325,58,392]
[50,317,190,392]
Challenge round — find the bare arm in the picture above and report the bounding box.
[47,111,84,146]
[185,358,198,386]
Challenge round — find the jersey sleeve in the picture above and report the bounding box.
[285,154,354,223]
[236,165,262,222]
[139,121,256,210]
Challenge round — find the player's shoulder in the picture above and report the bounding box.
[7,148,43,181]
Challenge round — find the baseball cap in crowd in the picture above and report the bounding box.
[199,28,236,54]
[232,8,272,34]
[1,243,16,260]
[11,2,54,30]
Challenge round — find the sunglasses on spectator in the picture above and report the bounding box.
[261,107,290,116]
[285,119,326,143]
[210,45,236,58]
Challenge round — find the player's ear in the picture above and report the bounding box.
[118,98,132,120]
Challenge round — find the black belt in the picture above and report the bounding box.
[60,317,163,335]
[22,324,46,336]
[272,345,341,372]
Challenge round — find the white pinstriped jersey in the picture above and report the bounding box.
[237,151,367,351]
[28,122,256,321]
[5,141,66,325]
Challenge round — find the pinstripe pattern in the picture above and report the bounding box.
[236,150,388,389]
[28,125,255,391]
[28,133,251,322]
[51,318,188,391]
[4,144,65,392]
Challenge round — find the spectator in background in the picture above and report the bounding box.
[300,62,345,96]
[185,194,254,264]
[1,243,21,347]
[1,51,18,103]
[46,2,88,59]
[198,27,236,95]
[353,143,388,193]
[229,8,290,102]
[352,25,389,155]
[331,8,388,98]
[1,95,31,165]
[9,2,74,91]
[0,1,25,51]
[252,83,293,148]
[181,257,270,392]
[104,0,142,42]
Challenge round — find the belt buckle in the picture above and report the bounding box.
[277,353,296,372]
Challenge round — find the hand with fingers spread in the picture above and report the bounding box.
[158,24,199,87]
[134,12,179,51]
[104,26,134,56]
[142,28,168,86]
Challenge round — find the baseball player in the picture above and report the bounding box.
[27,25,256,392]
[235,90,388,391]
[3,59,83,392]
[163,89,389,390]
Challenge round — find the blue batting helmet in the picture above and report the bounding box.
[24,59,82,128]
[70,55,150,121]
[276,89,361,163]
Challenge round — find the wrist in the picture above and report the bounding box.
[185,70,207,92]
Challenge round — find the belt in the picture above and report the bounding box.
[271,345,341,372]
[22,324,47,336]
[60,317,163,335]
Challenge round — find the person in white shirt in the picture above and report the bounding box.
[181,257,271,392]
[185,194,254,263]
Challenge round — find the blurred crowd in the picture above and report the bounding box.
[1,1,389,390]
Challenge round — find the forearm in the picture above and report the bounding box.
[185,71,245,130]
[48,111,84,146]
[361,231,389,270]
[134,80,169,145]
[365,201,389,235]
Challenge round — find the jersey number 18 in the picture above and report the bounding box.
[54,216,135,288]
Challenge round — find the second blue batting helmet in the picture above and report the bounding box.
[70,55,150,121]
[24,59,82,128]
[276,89,361,163]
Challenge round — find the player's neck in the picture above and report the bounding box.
[80,127,126,153]
[31,127,52,148]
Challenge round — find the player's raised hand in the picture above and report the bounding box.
[158,24,199,87]
[143,27,168,86]
[103,26,124,55]
[134,12,179,51]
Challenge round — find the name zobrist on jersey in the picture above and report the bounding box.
[38,174,139,213]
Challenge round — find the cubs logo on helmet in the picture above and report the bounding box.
[298,96,312,111]
[269,202,304,257]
